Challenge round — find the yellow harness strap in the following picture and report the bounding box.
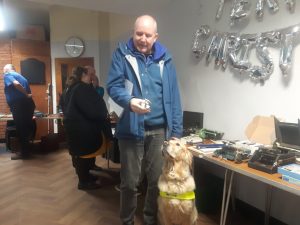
[159,191,195,200]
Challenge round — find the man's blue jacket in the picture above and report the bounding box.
[106,41,182,140]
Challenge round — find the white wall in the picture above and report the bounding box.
[106,13,135,97]
[49,6,135,109]
[108,13,135,54]
[155,1,300,224]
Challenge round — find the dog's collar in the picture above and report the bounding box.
[159,191,195,200]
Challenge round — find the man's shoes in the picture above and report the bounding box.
[11,153,31,160]
[78,180,102,190]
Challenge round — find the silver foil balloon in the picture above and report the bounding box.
[218,34,230,69]
[237,37,253,67]
[227,35,239,68]
[266,0,279,13]
[215,35,225,66]
[200,24,300,82]
[192,25,211,58]
[228,34,252,72]
[216,0,225,20]
[256,0,265,19]
[230,0,250,25]
[248,66,265,80]
[285,0,296,12]
[279,33,294,75]
[228,33,274,81]
[192,29,204,58]
[200,25,211,37]
[261,31,281,45]
[279,26,299,75]
[249,37,274,81]
[291,25,300,34]
[206,33,222,64]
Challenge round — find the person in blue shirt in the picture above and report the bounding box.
[3,64,36,160]
[106,15,183,225]
[90,71,105,98]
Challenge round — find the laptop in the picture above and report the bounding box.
[182,111,204,136]
[274,117,300,152]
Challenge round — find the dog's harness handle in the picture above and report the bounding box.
[159,191,195,200]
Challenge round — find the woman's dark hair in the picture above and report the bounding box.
[67,66,88,86]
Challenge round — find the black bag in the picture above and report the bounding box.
[40,133,60,152]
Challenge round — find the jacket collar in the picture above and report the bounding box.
[124,38,168,62]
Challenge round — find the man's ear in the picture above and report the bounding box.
[154,33,159,42]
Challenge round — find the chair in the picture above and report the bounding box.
[5,120,17,151]
[5,119,37,152]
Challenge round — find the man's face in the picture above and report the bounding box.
[133,19,158,55]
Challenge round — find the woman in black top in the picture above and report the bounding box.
[62,66,112,190]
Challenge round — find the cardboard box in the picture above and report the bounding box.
[278,163,300,181]
[245,115,276,145]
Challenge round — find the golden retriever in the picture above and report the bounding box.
[158,139,198,225]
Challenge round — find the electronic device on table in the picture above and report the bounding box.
[182,111,203,136]
[248,147,296,174]
[199,128,224,140]
[182,135,203,145]
[248,117,300,173]
[274,118,300,156]
[213,145,252,163]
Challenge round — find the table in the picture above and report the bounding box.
[0,113,63,121]
[0,113,63,132]
[189,147,300,225]
[0,113,63,150]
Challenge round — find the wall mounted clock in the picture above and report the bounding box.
[65,36,85,57]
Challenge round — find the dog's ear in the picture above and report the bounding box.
[187,150,193,171]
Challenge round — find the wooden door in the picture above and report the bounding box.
[55,57,94,105]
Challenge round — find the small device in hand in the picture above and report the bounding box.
[141,99,151,110]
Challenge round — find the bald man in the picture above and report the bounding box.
[107,15,183,225]
[3,64,36,160]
